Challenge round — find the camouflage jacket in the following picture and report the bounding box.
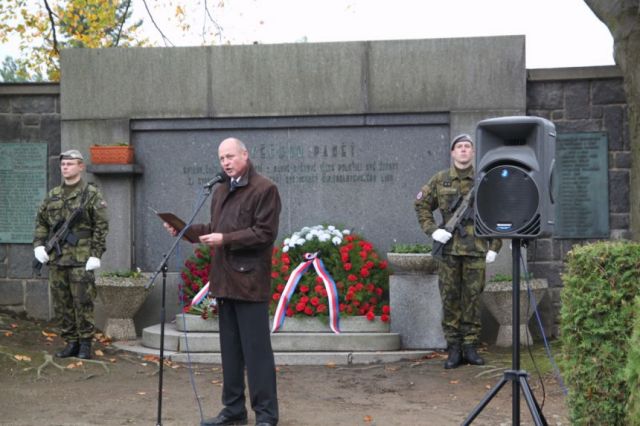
[415,166,501,257]
[33,179,109,267]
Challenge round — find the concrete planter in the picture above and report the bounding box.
[386,252,438,274]
[481,278,548,347]
[96,273,151,340]
[175,313,390,333]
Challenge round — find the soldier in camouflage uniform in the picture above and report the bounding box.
[415,134,502,369]
[33,150,109,360]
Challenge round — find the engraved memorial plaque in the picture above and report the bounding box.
[0,143,47,243]
[555,132,609,238]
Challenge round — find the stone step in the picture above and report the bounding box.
[113,340,433,365]
[142,323,402,353]
[175,313,390,333]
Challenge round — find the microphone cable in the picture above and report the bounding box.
[171,185,213,423]
[520,240,569,411]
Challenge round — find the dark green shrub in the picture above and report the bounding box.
[560,241,640,425]
[627,296,640,426]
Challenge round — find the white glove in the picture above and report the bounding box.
[431,229,452,244]
[85,257,101,271]
[34,246,49,264]
[485,250,497,264]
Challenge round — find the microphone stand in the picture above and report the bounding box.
[146,184,216,426]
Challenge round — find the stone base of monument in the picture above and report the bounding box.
[481,278,548,347]
[387,253,446,350]
[112,314,433,365]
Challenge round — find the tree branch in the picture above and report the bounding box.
[42,0,59,54]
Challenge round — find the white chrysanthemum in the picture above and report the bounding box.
[318,233,331,242]
[342,229,351,235]
[331,236,342,245]
[282,246,289,253]
[327,225,335,231]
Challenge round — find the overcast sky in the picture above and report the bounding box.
[1,0,615,70]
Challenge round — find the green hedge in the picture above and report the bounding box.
[627,296,640,426]
[560,241,640,425]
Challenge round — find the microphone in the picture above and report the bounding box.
[203,172,227,189]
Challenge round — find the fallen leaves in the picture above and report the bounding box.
[41,330,57,338]
[363,415,374,423]
[14,354,31,362]
[94,349,104,357]
[4,331,13,337]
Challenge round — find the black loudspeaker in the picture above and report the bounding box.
[474,116,556,238]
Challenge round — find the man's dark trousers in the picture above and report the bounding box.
[218,298,278,425]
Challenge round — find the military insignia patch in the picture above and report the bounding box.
[416,191,423,200]
[99,201,108,208]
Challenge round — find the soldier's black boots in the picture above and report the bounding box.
[444,344,462,369]
[77,339,92,359]
[462,344,485,366]
[55,341,79,358]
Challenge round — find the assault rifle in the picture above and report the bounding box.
[431,190,474,261]
[33,203,84,274]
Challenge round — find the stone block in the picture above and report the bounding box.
[389,273,446,349]
[12,96,56,114]
[564,81,590,119]
[39,114,61,146]
[0,115,21,141]
[610,213,629,230]
[608,170,629,213]
[8,245,35,279]
[592,79,626,104]
[613,151,631,169]
[0,280,24,305]
[25,280,51,320]
[603,105,624,150]
[527,82,563,109]
[22,114,40,127]
[0,97,10,113]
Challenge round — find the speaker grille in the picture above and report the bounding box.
[475,165,540,237]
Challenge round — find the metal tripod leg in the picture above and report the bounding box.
[519,374,548,426]
[462,376,509,425]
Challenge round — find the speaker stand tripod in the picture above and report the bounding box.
[462,239,547,426]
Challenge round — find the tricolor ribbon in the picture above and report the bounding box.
[272,252,341,334]
[190,282,210,307]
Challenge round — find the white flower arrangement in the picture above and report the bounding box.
[282,225,350,253]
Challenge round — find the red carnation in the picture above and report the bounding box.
[276,284,285,292]
[317,304,327,313]
[280,265,289,273]
[366,311,375,321]
[310,297,320,306]
[286,308,294,317]
[300,285,309,293]
[360,268,370,278]
[379,260,388,269]
[296,302,306,312]
[300,296,309,304]
[304,306,313,316]
[381,314,390,322]
[347,274,358,282]
[271,271,279,279]
[375,287,384,296]
[272,293,281,301]
[382,305,391,314]
[343,263,352,271]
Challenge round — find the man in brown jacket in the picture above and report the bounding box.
[165,137,281,426]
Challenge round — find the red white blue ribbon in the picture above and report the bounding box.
[272,252,341,334]
[190,282,210,307]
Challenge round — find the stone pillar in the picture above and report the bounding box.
[387,253,446,349]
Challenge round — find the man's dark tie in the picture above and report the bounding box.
[230,179,239,192]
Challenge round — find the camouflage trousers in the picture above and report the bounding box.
[49,266,96,342]
[437,254,486,346]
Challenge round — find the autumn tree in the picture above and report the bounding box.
[0,0,147,81]
[584,0,640,239]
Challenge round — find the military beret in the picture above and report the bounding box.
[60,149,84,161]
[450,133,473,150]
